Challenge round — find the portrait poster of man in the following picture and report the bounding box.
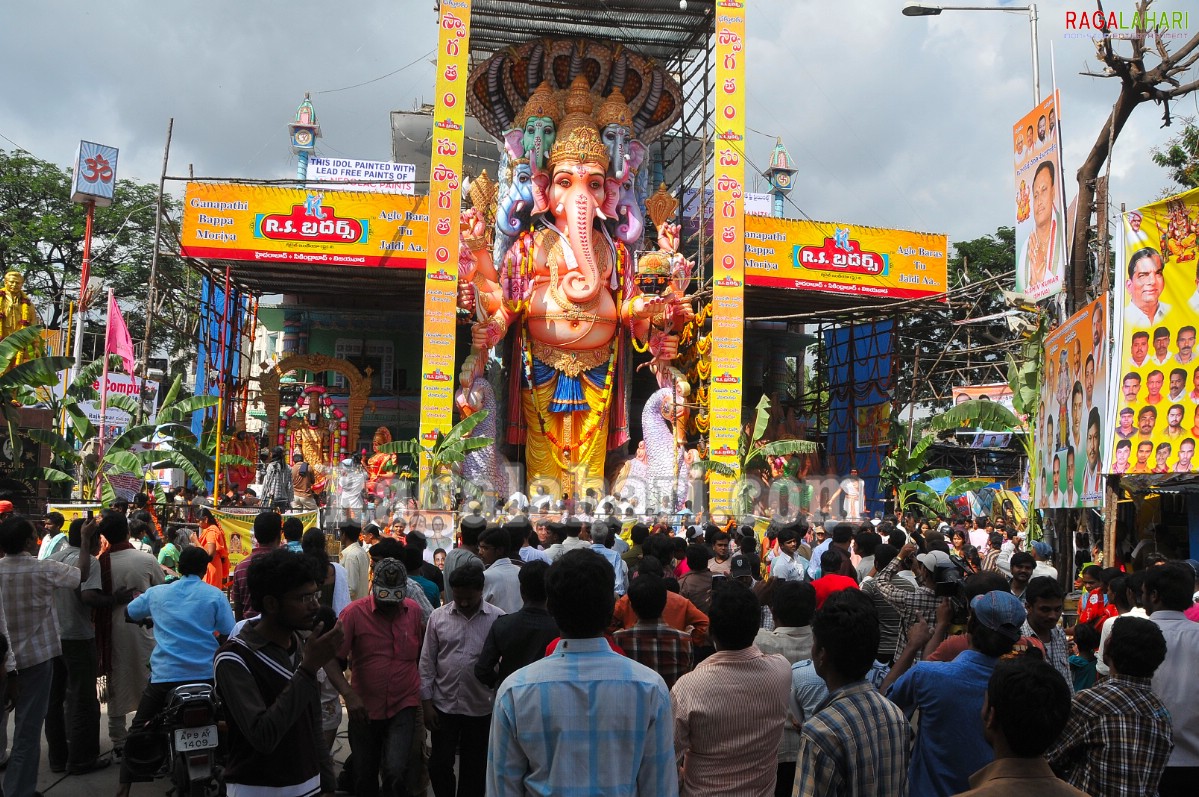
[1012,92,1067,302]
[1110,189,1199,477]
[1037,294,1109,509]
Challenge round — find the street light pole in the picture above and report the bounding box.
[902,3,1041,105]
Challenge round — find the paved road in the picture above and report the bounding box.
[22,705,352,797]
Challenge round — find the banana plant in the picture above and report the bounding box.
[90,374,219,504]
[696,395,818,517]
[378,409,494,509]
[0,326,76,485]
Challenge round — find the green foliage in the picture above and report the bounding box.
[695,394,818,516]
[0,148,197,379]
[895,227,1017,410]
[0,326,77,484]
[1151,117,1199,193]
[380,410,495,509]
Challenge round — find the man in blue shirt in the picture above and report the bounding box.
[486,549,676,796]
[115,546,236,797]
[886,589,1026,797]
[588,519,628,597]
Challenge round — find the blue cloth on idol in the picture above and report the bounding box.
[529,356,609,413]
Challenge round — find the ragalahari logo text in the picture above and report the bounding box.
[1064,8,1190,39]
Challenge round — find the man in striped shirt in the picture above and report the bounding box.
[794,590,911,796]
[672,581,792,796]
[487,550,676,796]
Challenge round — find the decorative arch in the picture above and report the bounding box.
[259,354,373,455]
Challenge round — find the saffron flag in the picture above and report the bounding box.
[105,290,135,373]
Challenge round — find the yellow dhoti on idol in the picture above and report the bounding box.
[521,338,616,496]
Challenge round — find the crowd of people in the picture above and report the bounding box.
[0,497,1195,796]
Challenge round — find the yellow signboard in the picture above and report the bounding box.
[417,0,472,486]
[709,0,748,516]
[744,215,948,300]
[179,182,428,269]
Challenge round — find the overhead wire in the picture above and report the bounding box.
[312,50,436,95]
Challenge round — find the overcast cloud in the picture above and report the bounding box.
[1,0,1192,250]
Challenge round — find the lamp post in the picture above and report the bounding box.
[902,3,1040,105]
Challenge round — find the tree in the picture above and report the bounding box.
[0,148,198,375]
[1151,116,1199,191]
[894,227,1018,410]
[1071,0,1199,307]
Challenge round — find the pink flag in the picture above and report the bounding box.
[105,289,135,373]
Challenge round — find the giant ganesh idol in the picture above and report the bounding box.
[458,42,690,497]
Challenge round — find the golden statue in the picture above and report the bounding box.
[0,271,43,366]
[288,396,336,494]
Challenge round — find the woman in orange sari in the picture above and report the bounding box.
[197,509,230,588]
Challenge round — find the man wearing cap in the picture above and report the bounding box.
[885,589,1027,796]
[339,558,424,797]
[1030,541,1058,580]
[0,500,14,520]
[728,552,755,586]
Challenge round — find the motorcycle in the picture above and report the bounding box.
[123,682,224,797]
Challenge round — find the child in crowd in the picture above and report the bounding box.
[1068,621,1100,692]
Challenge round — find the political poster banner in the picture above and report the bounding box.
[952,383,1016,412]
[1013,92,1067,301]
[708,0,747,516]
[1037,294,1109,508]
[211,509,319,568]
[1109,188,1199,476]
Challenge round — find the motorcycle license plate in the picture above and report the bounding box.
[173,725,218,752]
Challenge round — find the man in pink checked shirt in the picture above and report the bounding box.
[339,558,423,797]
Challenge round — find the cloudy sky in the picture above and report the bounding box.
[1,0,1191,249]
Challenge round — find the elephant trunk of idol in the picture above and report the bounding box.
[611,136,627,181]
[617,190,643,245]
[559,193,603,304]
